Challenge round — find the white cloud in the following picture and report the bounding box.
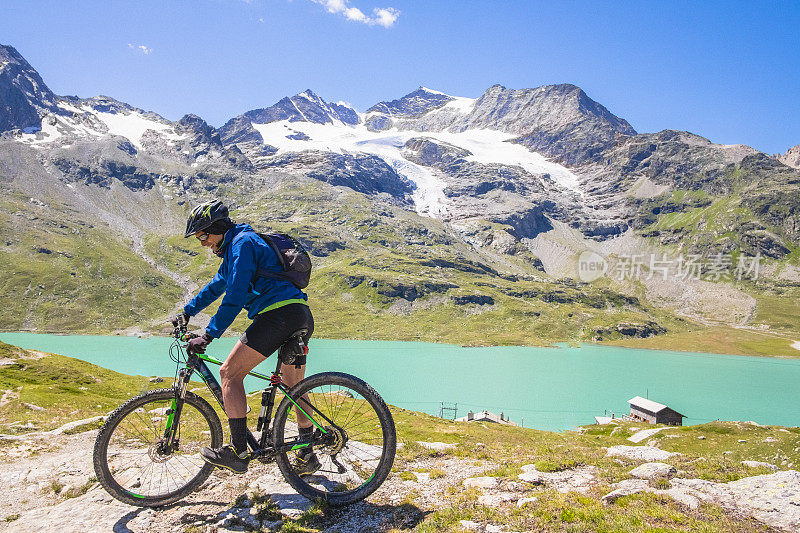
[345,7,366,22]
[372,7,399,28]
[127,43,152,55]
[309,0,400,27]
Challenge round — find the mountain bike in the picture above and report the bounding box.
[92,321,396,507]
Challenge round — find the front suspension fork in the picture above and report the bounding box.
[163,367,191,447]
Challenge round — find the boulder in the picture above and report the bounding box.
[602,479,650,503]
[629,462,677,480]
[518,464,598,494]
[463,476,499,489]
[417,441,457,452]
[517,497,538,507]
[606,445,680,462]
[662,488,700,510]
[477,492,519,507]
[742,460,778,470]
[671,471,800,531]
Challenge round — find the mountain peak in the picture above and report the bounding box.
[218,89,359,145]
[0,43,63,132]
[0,44,25,63]
[297,89,321,101]
[418,86,449,96]
[367,87,454,117]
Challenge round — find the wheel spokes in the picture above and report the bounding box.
[283,384,386,494]
[106,398,211,498]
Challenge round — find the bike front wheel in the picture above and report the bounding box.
[273,372,396,506]
[93,388,224,507]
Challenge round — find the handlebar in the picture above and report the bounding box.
[171,322,198,343]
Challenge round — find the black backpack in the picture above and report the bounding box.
[254,232,312,289]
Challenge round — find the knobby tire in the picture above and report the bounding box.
[273,372,396,506]
[93,388,223,507]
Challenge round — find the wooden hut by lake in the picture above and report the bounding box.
[628,396,685,426]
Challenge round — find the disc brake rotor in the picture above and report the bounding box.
[148,440,174,463]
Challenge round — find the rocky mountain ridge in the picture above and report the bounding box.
[779,144,800,169]
[0,45,66,133]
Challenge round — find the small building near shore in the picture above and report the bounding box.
[628,396,685,426]
[455,410,518,426]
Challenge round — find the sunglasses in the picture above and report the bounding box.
[196,232,210,242]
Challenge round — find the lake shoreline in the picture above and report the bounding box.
[1,327,797,360]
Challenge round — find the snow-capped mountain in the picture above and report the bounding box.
[3,42,800,340]
[219,89,359,144]
[216,88,594,229]
[366,86,456,119]
[364,84,637,166]
[2,42,798,254]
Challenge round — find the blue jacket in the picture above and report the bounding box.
[184,224,308,338]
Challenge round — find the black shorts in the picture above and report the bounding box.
[240,303,314,358]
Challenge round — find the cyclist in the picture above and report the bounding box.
[175,199,319,475]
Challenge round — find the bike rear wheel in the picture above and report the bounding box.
[93,388,223,507]
[273,372,396,506]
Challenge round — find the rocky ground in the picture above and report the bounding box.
[1,427,799,532]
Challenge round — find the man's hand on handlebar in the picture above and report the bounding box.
[187,333,213,354]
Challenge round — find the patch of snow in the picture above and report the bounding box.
[92,109,181,149]
[250,120,449,216]
[289,98,310,122]
[441,96,476,114]
[430,128,581,193]
[58,102,84,114]
[18,103,184,150]
[792,341,800,352]
[419,86,449,96]
[249,119,582,216]
[19,116,64,145]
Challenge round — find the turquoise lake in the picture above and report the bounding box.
[2,332,799,432]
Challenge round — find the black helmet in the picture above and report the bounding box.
[184,200,229,237]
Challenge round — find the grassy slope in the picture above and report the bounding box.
[0,341,158,432]
[1,174,797,356]
[0,193,182,332]
[626,185,800,357]
[143,181,684,346]
[2,341,798,531]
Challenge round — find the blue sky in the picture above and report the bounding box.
[3,0,799,154]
